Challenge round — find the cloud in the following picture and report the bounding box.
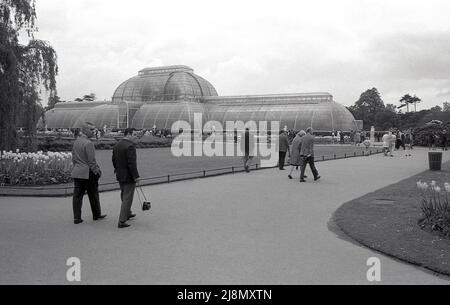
[33,0,450,110]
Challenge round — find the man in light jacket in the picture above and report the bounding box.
[299,127,321,183]
[71,122,106,224]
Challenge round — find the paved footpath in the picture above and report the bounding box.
[1,148,449,284]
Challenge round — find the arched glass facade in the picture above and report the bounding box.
[131,101,207,131]
[42,101,107,129]
[42,65,359,132]
[205,94,357,131]
[77,104,119,129]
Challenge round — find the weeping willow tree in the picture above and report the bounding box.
[0,0,58,151]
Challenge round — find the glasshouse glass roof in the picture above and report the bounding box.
[112,65,218,103]
[42,65,359,132]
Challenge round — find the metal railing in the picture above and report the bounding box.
[0,149,382,197]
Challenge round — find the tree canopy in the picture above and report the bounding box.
[399,94,421,112]
[347,88,385,130]
[349,88,450,131]
[0,0,58,151]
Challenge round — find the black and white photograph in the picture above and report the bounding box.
[1,0,450,292]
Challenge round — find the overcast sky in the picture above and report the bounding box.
[34,0,450,110]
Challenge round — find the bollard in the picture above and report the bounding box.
[168,175,170,183]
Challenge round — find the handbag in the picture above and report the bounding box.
[136,185,151,211]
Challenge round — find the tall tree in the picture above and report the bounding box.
[0,0,58,151]
[399,94,421,112]
[348,88,385,130]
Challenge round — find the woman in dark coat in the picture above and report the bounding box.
[288,130,306,180]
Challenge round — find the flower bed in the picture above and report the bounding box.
[417,180,450,237]
[0,150,73,186]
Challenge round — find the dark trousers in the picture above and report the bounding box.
[300,156,319,180]
[279,151,287,169]
[119,182,136,223]
[72,171,101,220]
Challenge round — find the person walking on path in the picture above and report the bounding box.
[71,122,106,225]
[279,130,290,170]
[241,128,254,173]
[382,132,390,156]
[389,132,396,157]
[404,131,413,157]
[299,127,320,183]
[112,128,141,229]
[441,130,448,151]
[288,130,307,180]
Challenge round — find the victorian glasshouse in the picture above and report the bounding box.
[41,65,359,132]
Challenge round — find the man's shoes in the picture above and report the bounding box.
[314,176,321,181]
[288,175,293,179]
[118,222,130,229]
[300,179,306,183]
[128,213,136,220]
[94,215,107,221]
[74,219,83,225]
[280,168,285,170]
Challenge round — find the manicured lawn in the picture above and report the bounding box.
[335,161,450,276]
[95,144,376,184]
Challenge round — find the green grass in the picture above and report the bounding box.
[335,161,450,276]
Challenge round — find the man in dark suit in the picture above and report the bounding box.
[112,128,140,229]
[279,130,290,170]
[299,127,320,183]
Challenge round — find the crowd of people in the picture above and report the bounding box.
[68,120,449,229]
[381,130,414,157]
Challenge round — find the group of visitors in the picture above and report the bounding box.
[278,128,321,183]
[382,129,414,157]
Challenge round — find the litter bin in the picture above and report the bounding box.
[428,152,442,171]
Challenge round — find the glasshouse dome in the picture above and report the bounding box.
[112,65,218,103]
[41,65,359,132]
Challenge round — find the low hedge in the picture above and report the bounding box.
[30,136,173,152]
